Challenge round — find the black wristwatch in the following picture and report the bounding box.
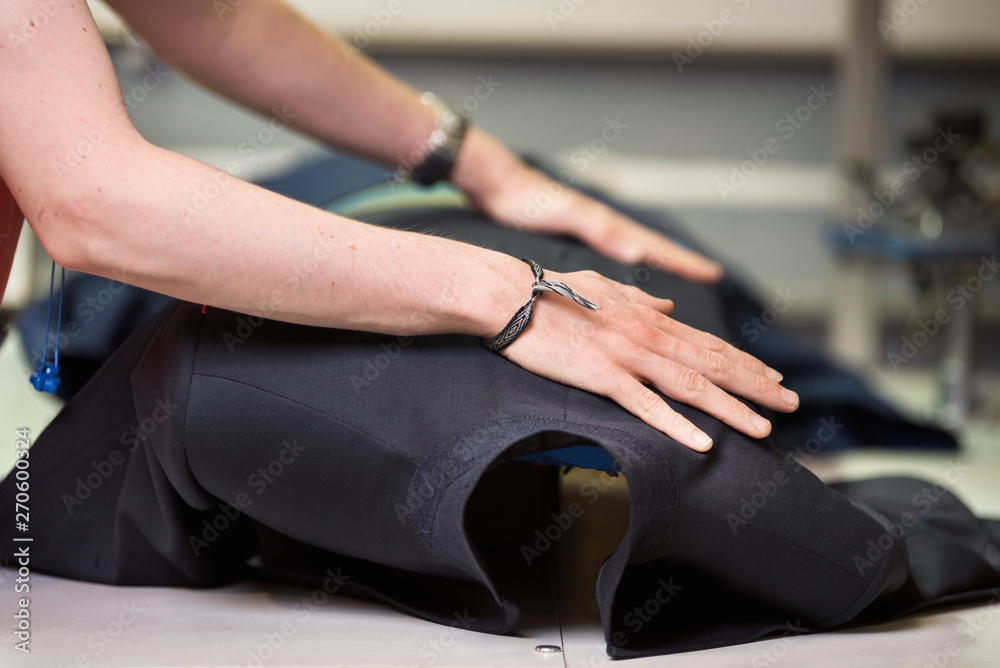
[399,93,469,186]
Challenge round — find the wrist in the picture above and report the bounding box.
[449,127,523,207]
[451,248,535,339]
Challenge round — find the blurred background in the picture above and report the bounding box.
[2,4,1000,665]
[2,0,999,430]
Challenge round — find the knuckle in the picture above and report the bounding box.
[625,319,660,347]
[663,410,690,434]
[606,329,644,358]
[631,301,661,319]
[725,393,752,419]
[658,333,680,358]
[676,368,709,399]
[700,332,727,354]
[705,350,733,379]
[591,357,621,386]
[617,283,644,301]
[635,388,663,417]
[751,372,773,396]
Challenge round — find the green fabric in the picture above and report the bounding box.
[324,181,469,218]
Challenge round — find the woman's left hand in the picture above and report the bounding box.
[451,128,723,284]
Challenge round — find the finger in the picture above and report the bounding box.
[600,214,723,283]
[553,270,675,317]
[611,309,794,412]
[645,236,724,284]
[602,372,714,451]
[638,326,797,415]
[610,296,783,385]
[608,280,675,316]
[627,350,774,441]
[649,311,790,390]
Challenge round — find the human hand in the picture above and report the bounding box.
[495,268,798,452]
[452,129,723,283]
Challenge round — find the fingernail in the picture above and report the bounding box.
[765,367,783,382]
[751,413,771,434]
[781,388,799,408]
[691,429,713,451]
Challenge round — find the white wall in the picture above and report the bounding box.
[89,0,1000,59]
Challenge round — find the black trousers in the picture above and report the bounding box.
[3,208,999,659]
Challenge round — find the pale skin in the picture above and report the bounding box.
[0,0,799,451]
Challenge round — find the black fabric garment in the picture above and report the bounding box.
[2,208,998,659]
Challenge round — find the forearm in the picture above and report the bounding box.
[63,138,526,337]
[107,0,440,169]
[106,0,522,198]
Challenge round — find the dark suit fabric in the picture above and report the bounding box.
[2,209,998,659]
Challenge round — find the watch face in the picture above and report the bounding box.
[399,94,469,185]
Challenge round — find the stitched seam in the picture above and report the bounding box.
[416,417,677,551]
[415,416,585,548]
[182,303,204,496]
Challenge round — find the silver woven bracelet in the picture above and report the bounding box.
[483,259,600,352]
